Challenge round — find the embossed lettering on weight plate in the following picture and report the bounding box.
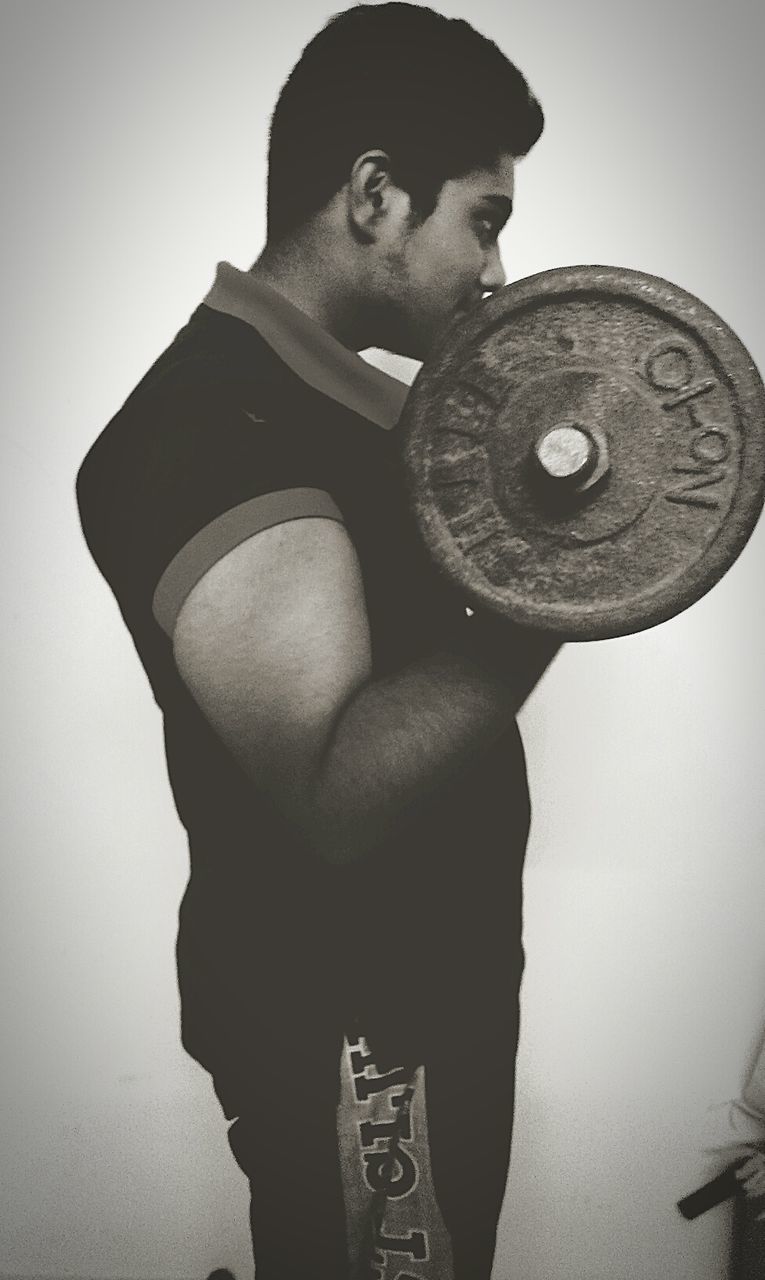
[429,386,507,559]
[644,339,734,510]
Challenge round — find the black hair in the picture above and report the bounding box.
[267,3,543,242]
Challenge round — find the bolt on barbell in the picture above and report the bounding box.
[531,422,610,497]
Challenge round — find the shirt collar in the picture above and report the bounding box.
[202,261,409,430]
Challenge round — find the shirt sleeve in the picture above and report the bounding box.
[80,357,345,640]
[152,484,342,637]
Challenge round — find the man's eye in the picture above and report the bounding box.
[476,218,498,246]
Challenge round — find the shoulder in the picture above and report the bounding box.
[76,336,354,640]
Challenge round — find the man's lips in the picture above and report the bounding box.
[459,294,490,316]
[451,298,484,324]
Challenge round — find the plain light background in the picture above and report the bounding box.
[1,2,764,1278]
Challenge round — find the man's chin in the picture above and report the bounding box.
[424,308,473,356]
[376,312,466,363]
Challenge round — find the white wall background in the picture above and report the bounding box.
[1,2,764,1278]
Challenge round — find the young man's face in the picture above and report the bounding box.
[376,151,515,361]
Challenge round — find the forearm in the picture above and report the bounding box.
[303,625,561,864]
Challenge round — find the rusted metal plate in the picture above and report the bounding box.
[401,265,765,639]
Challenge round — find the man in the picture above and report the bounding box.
[76,5,558,1277]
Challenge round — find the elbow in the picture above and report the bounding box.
[271,767,378,869]
[295,791,380,868]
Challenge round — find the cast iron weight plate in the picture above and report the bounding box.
[401,266,765,640]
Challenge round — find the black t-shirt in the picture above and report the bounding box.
[76,265,530,1082]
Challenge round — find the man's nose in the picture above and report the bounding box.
[480,244,506,294]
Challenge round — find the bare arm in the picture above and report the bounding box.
[172,517,560,864]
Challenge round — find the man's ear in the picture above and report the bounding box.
[347,150,406,242]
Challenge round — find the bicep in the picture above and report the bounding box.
[171,517,372,795]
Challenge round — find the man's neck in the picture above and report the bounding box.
[250,241,363,351]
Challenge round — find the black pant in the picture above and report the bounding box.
[218,999,520,1280]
